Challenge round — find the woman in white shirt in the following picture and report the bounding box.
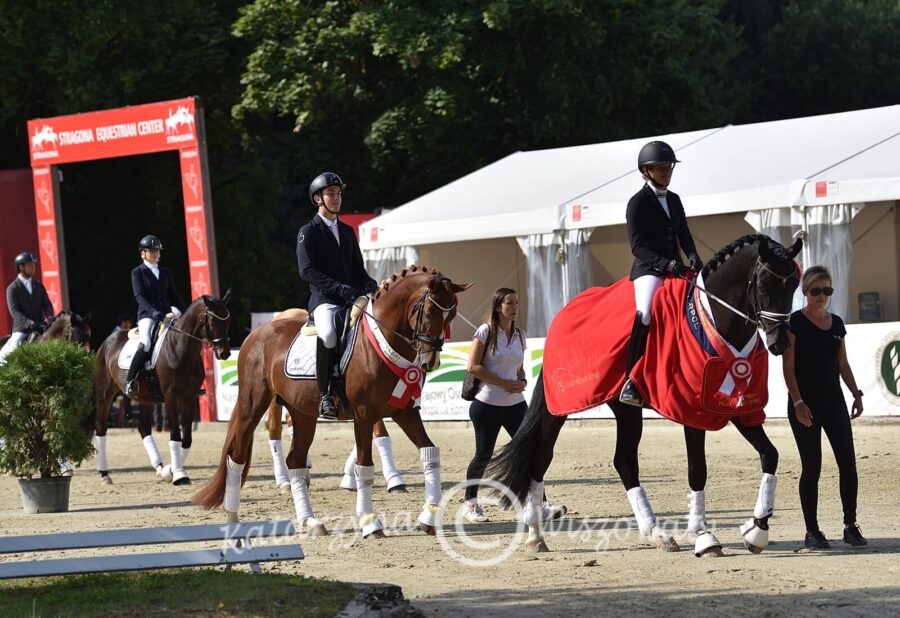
[463,287,528,521]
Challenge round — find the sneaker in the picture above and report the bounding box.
[463,501,489,523]
[843,524,868,547]
[804,530,831,549]
[317,394,338,420]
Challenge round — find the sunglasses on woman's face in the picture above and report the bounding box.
[807,286,834,297]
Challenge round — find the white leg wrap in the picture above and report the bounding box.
[523,479,545,526]
[420,446,441,506]
[288,468,317,525]
[688,489,707,533]
[142,435,162,470]
[181,447,190,465]
[269,439,289,487]
[340,446,357,490]
[354,464,376,518]
[223,456,244,513]
[754,473,776,519]
[375,436,405,490]
[169,441,186,482]
[94,435,109,471]
[627,486,657,537]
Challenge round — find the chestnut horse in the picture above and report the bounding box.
[93,291,233,485]
[194,266,471,538]
[0,310,92,348]
[263,308,408,495]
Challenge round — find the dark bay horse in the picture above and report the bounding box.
[0,310,92,348]
[263,308,407,495]
[488,235,802,556]
[93,291,232,485]
[194,266,471,538]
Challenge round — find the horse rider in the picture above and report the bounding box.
[296,172,378,420]
[0,252,54,365]
[125,235,187,396]
[620,141,703,407]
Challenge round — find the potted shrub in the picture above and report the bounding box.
[0,340,94,513]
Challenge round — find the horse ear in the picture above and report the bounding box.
[451,282,475,293]
[222,288,232,304]
[788,236,803,258]
[202,295,213,307]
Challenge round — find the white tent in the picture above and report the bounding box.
[360,105,900,334]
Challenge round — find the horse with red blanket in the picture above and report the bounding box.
[488,234,802,557]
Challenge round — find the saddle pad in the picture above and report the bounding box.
[284,320,360,380]
[117,322,173,370]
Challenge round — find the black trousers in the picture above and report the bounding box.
[465,399,527,500]
[788,401,859,531]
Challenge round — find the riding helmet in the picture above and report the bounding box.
[14,252,38,270]
[138,235,163,251]
[637,141,680,170]
[308,172,346,205]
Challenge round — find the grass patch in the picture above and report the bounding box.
[0,569,356,617]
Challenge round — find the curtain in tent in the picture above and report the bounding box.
[516,229,594,336]
[363,246,420,286]
[745,204,858,320]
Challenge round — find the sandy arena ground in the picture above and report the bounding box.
[2,418,899,617]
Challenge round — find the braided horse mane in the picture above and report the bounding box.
[373,265,443,301]
[700,234,794,278]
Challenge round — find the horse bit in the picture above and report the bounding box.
[168,306,230,348]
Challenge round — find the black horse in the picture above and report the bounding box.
[487,235,802,556]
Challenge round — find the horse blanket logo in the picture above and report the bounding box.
[31,125,58,151]
[875,331,900,405]
[543,276,768,431]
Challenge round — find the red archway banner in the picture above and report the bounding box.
[27,97,221,421]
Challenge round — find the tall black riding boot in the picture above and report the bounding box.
[316,339,338,420]
[125,344,148,397]
[619,312,650,407]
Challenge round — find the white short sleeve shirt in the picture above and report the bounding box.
[473,323,526,407]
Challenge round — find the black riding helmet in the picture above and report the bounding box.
[138,235,163,251]
[14,252,38,271]
[638,141,680,171]
[308,172,346,205]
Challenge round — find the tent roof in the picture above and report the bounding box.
[360,105,900,249]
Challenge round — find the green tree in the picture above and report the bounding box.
[233,0,748,211]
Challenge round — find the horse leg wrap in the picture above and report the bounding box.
[375,436,405,491]
[142,435,163,471]
[419,446,441,506]
[168,441,186,482]
[94,435,109,472]
[180,447,191,465]
[523,479,545,527]
[688,489,707,533]
[753,473,777,519]
[223,456,244,514]
[340,445,357,490]
[355,465,384,536]
[288,467,320,528]
[627,486,658,537]
[269,439,290,488]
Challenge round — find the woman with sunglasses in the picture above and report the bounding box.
[783,265,866,549]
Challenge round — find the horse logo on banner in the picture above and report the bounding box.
[165,106,195,135]
[31,126,58,151]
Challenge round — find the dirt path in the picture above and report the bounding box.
[2,419,899,616]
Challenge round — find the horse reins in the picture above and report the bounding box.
[168,306,231,348]
[361,285,458,357]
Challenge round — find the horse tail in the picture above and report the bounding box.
[485,372,558,508]
[192,400,250,510]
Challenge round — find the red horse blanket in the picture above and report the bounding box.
[543,276,768,431]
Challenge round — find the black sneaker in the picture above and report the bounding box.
[317,394,338,420]
[843,524,868,547]
[804,530,831,549]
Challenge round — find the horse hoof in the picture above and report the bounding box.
[306,523,329,537]
[159,465,173,482]
[699,546,725,558]
[418,522,436,536]
[279,483,291,495]
[743,541,765,554]
[388,484,408,494]
[100,475,113,485]
[525,539,550,553]
[365,528,387,540]
[655,536,680,552]
[173,476,191,486]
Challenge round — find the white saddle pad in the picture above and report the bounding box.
[284,332,317,378]
[117,322,173,370]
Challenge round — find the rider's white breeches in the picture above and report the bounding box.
[0,331,28,365]
[633,275,664,325]
[137,317,155,350]
[313,303,341,349]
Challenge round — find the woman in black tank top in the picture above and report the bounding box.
[782,266,867,549]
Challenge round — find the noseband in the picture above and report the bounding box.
[170,304,230,348]
[410,287,457,353]
[747,257,798,332]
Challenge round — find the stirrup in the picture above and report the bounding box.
[124,380,138,397]
[318,395,338,420]
[619,379,643,407]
